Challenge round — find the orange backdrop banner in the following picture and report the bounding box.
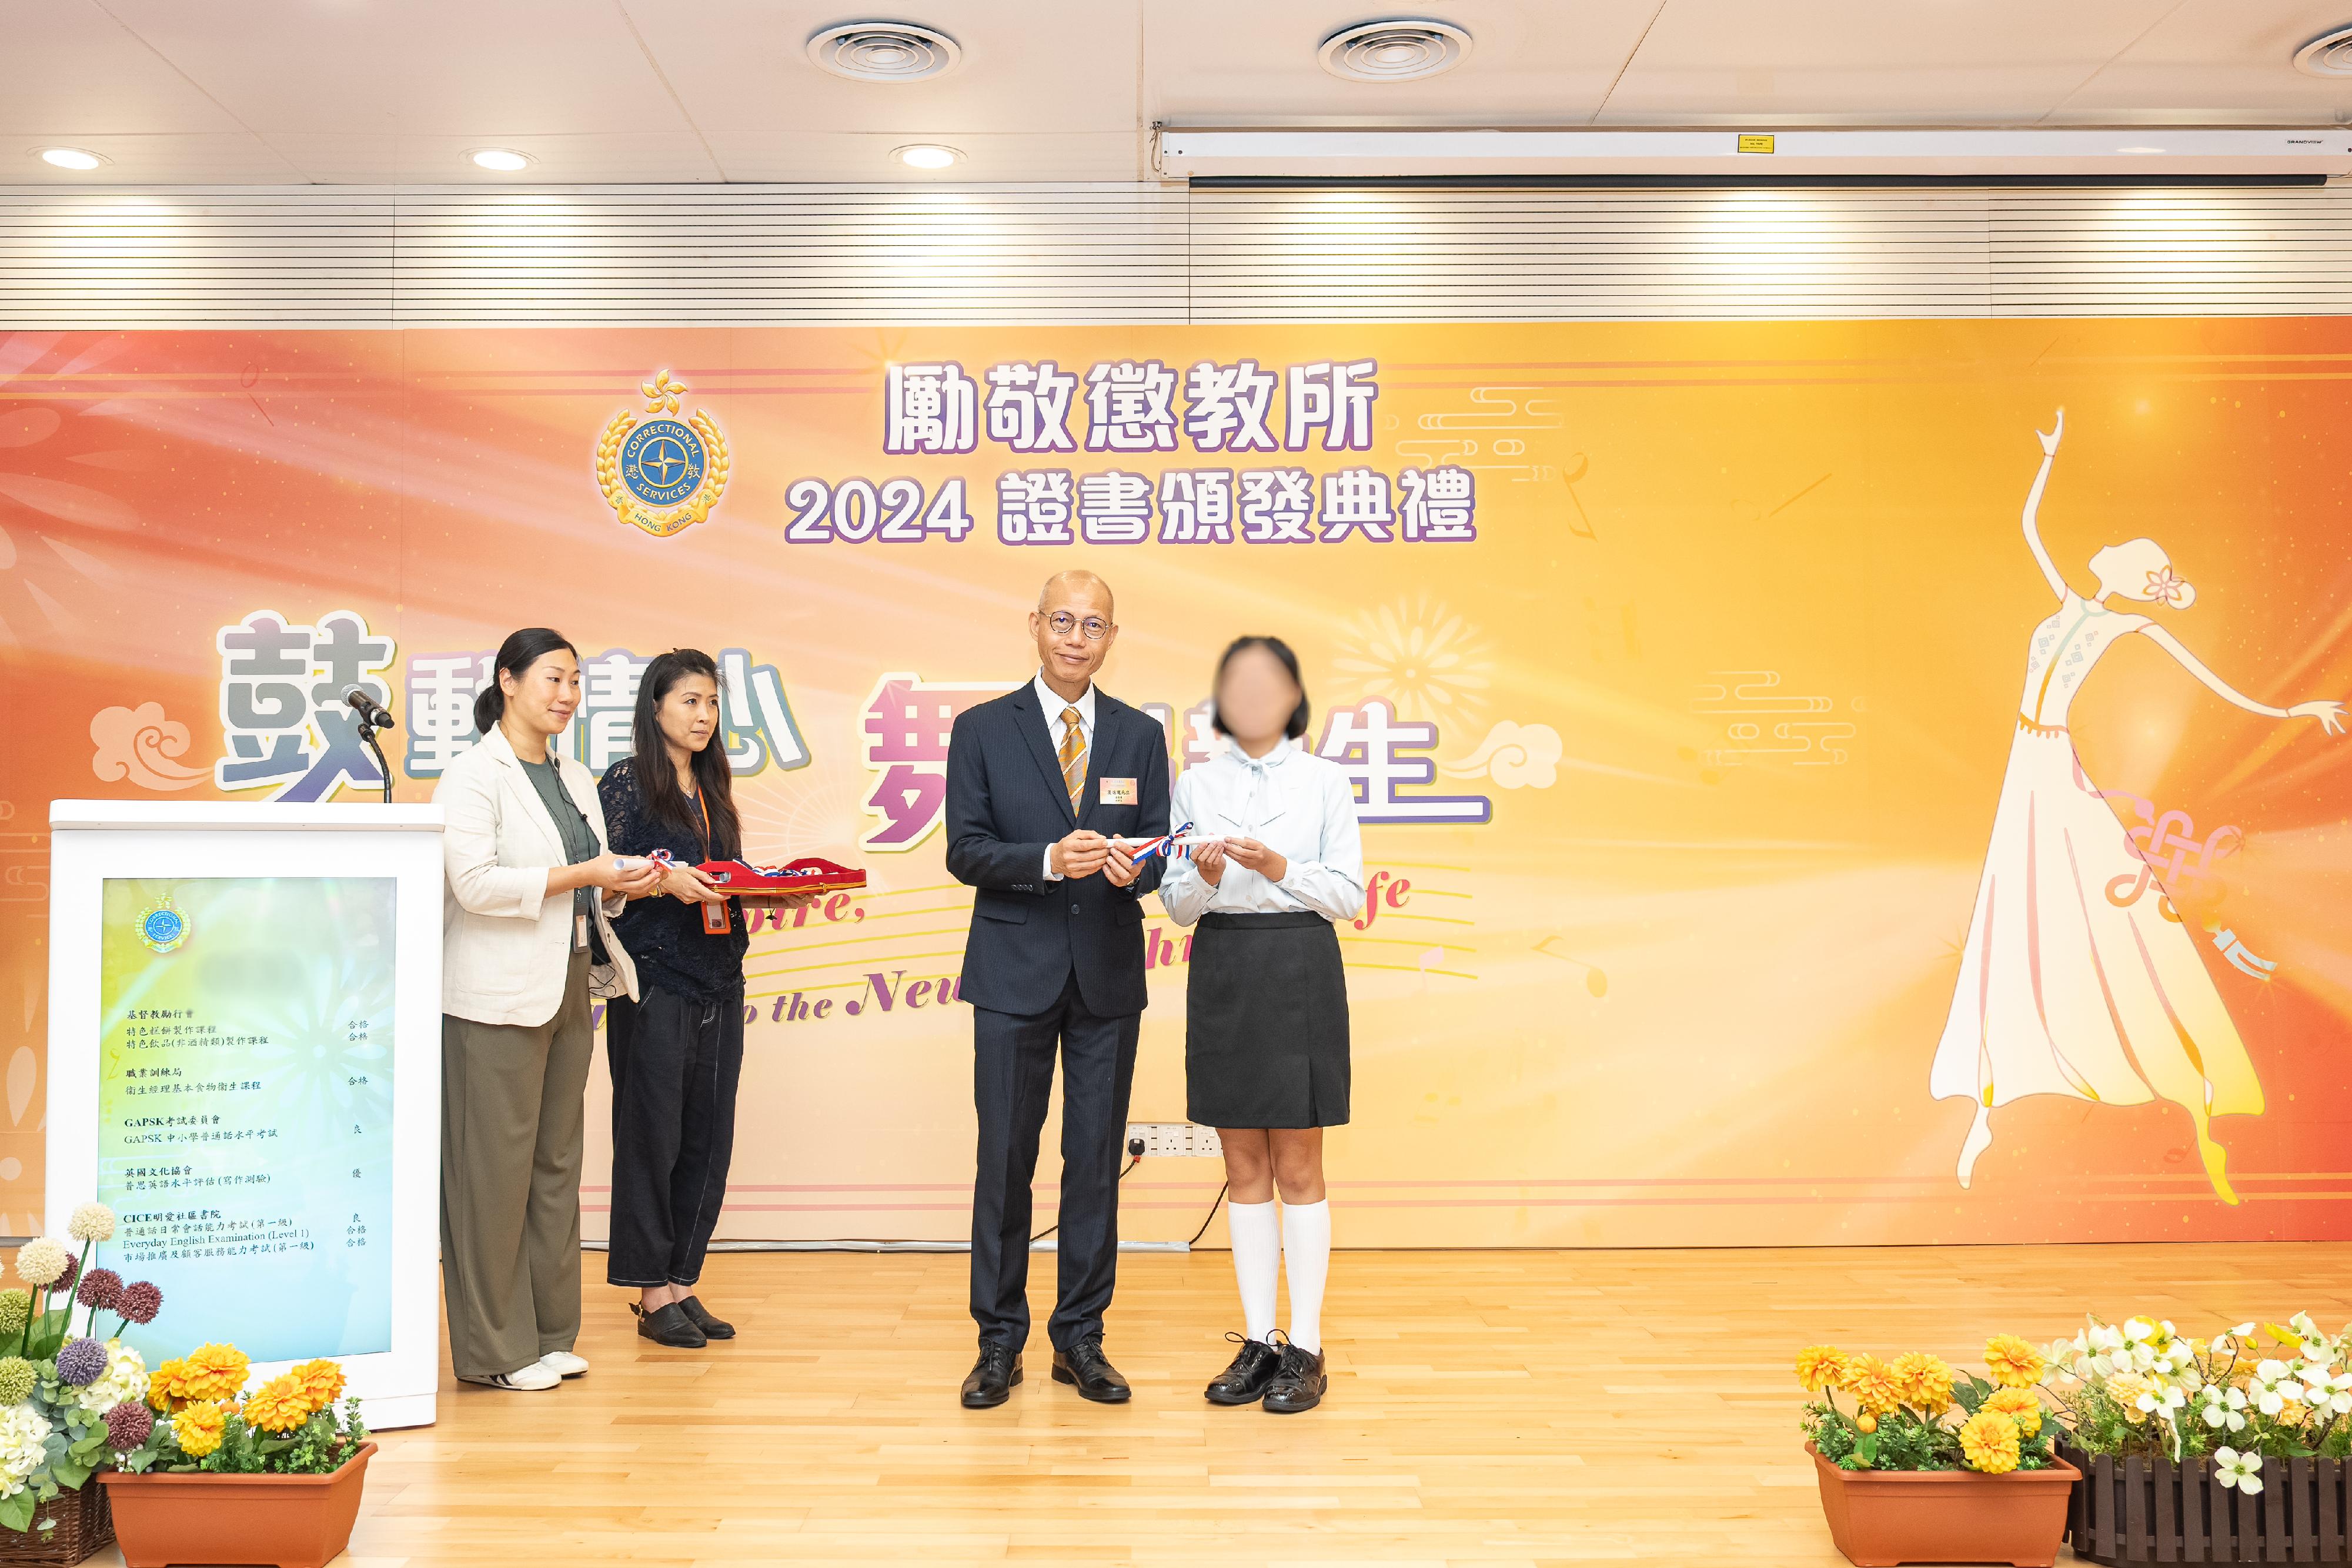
[2,319,2348,1248]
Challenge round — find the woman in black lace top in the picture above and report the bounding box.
[597,648,814,1348]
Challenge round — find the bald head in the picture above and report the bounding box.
[1037,569,1114,618]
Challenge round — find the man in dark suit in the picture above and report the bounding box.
[946,569,1172,1408]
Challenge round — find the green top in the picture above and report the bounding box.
[517,753,597,922]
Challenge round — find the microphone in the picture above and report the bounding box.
[343,687,397,731]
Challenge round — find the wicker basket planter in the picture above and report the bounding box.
[99,1442,373,1568]
[2060,1442,2352,1563]
[1809,1443,2080,1567]
[0,1485,113,1567]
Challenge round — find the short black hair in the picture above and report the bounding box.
[474,627,579,734]
[1209,636,1310,741]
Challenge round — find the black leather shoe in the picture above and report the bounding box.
[632,1301,706,1349]
[677,1295,734,1340]
[1204,1333,1283,1406]
[961,1344,1022,1409]
[1261,1335,1327,1413]
[1051,1336,1132,1403]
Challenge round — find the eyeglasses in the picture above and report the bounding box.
[1044,611,1111,641]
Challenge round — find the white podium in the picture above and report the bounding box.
[45,801,445,1429]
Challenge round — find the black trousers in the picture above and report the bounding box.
[604,982,744,1289]
[969,972,1140,1352]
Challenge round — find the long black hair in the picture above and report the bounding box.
[630,648,742,859]
[474,627,579,735]
[1209,635,1311,740]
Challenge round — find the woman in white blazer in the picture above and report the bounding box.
[435,627,662,1391]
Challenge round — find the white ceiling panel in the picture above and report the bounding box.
[705,132,1145,183]
[1141,0,1666,125]
[1596,0,2194,124]
[2050,0,2352,121]
[0,2,254,138]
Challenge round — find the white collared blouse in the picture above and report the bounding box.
[1156,737,1365,925]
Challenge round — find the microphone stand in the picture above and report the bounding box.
[358,720,395,805]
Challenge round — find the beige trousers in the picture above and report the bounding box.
[440,949,593,1380]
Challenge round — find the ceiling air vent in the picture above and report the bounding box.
[806,22,962,83]
[1317,19,1473,83]
[2293,25,2352,76]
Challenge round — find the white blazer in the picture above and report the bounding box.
[435,725,639,1027]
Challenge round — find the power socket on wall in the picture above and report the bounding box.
[1125,1122,1223,1158]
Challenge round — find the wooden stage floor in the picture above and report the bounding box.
[127,1243,2352,1565]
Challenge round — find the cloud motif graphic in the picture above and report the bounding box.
[1441,720,1563,790]
[91,702,209,791]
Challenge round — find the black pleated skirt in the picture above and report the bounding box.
[1185,911,1351,1129]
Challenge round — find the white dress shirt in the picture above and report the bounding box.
[1157,737,1365,924]
[1036,671,1097,882]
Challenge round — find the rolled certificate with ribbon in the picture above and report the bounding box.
[1122,822,1222,862]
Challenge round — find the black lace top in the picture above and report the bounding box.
[598,755,749,1004]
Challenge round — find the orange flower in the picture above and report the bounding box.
[1984,1387,2045,1438]
[242,1372,313,1436]
[1796,1345,1851,1394]
[1960,1410,2021,1474]
[171,1400,226,1459]
[1842,1355,1906,1416]
[146,1357,186,1413]
[1891,1352,1957,1413]
[179,1343,250,1405]
[289,1359,346,1414]
[1984,1335,2047,1390]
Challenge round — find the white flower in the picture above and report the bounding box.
[65,1203,115,1244]
[2135,1382,2189,1420]
[2253,1362,2298,1416]
[2196,1385,2249,1433]
[71,1340,146,1416]
[2088,1324,2126,1355]
[12,1237,66,1289]
[0,1404,49,1499]
[2215,1447,2264,1494]
[2126,1318,2159,1343]
[2131,1343,2160,1372]
[2299,1368,2352,1417]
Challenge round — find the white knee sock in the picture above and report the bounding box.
[1281,1199,1330,1355]
[1225,1199,1280,1343]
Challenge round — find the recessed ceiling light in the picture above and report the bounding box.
[1318,19,1473,82]
[470,148,533,172]
[808,22,962,82]
[38,148,106,171]
[894,143,964,170]
[2294,25,2352,76]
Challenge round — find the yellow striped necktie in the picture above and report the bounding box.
[1058,706,1086,813]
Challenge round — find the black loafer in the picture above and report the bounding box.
[1204,1333,1282,1406]
[961,1344,1022,1409]
[1261,1336,1327,1413]
[632,1301,706,1349]
[1051,1336,1132,1404]
[677,1295,734,1340]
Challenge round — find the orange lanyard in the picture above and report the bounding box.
[691,787,729,937]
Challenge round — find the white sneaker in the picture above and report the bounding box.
[539,1350,589,1379]
[463,1363,560,1391]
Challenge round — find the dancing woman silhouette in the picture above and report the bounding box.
[1929,410,2344,1204]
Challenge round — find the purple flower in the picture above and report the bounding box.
[54,1338,106,1388]
[51,1253,78,1294]
[74,1268,122,1313]
[102,1401,153,1452]
[115,1282,161,1326]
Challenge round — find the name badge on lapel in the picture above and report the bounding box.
[1098,777,1137,806]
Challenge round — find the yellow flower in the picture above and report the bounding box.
[1891,1352,1957,1413]
[172,1400,226,1459]
[179,1343,250,1405]
[290,1359,346,1413]
[1796,1345,1850,1394]
[243,1373,315,1436]
[146,1357,185,1413]
[1842,1355,1906,1416]
[1960,1410,2022,1475]
[1984,1387,2045,1439]
[1984,1335,2047,1389]
[2108,1372,2153,1423]
[1855,1412,1877,1433]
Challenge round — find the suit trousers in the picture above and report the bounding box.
[439,948,593,1380]
[603,982,745,1289]
[969,972,1141,1352]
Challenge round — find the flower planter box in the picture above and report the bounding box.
[1809,1443,2080,1567]
[2059,1442,2352,1563]
[0,1485,113,1566]
[98,1442,373,1568]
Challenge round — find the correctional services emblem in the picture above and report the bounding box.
[596,369,731,538]
[136,894,188,954]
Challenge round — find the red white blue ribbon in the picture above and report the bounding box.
[1125,821,1198,862]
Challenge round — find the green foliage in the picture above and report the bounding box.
[149,1398,368,1479]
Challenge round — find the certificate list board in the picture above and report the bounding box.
[97,876,396,1366]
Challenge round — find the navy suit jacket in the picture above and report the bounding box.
[946,683,1172,1017]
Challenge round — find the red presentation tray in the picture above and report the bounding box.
[696,857,868,894]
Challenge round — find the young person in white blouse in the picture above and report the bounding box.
[1154,636,1364,1413]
